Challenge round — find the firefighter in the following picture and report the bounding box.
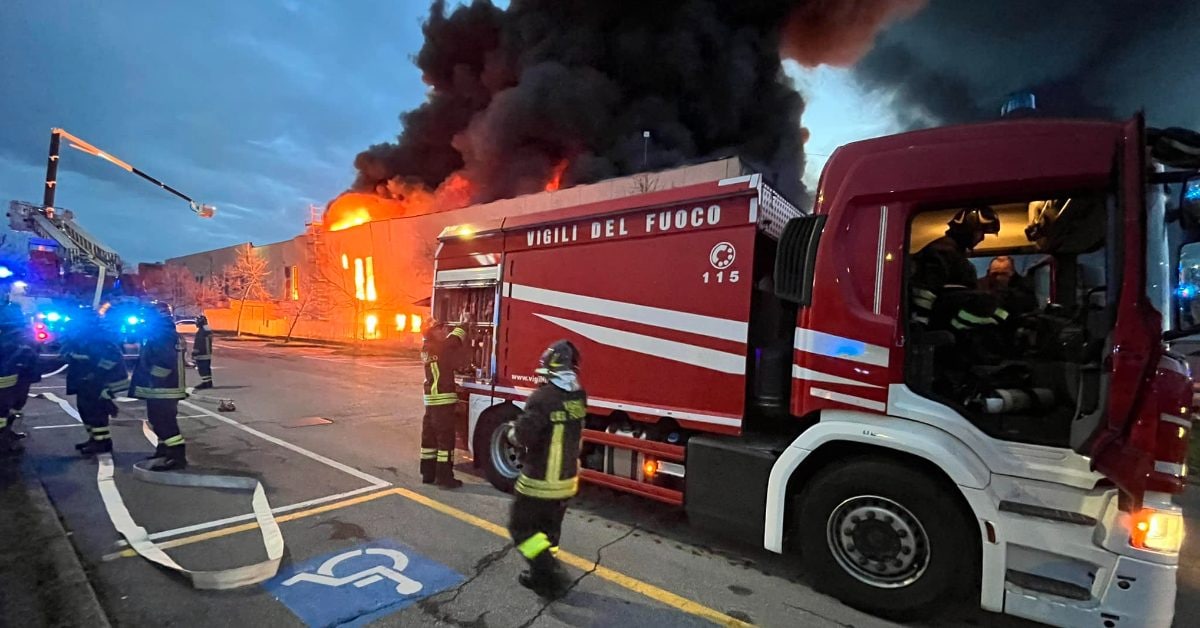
[193,314,214,389]
[130,306,188,471]
[0,303,28,454]
[506,340,587,598]
[5,305,39,441]
[64,309,127,455]
[910,206,1004,331]
[420,316,468,488]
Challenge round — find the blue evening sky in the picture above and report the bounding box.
[0,0,899,263]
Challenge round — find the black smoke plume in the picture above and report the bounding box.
[350,0,922,213]
[852,0,1200,128]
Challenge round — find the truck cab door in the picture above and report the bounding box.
[1086,114,1162,506]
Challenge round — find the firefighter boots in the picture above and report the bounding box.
[78,439,113,455]
[519,553,570,599]
[420,459,436,484]
[147,444,187,472]
[435,462,463,489]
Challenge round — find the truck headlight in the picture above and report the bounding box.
[1130,508,1185,554]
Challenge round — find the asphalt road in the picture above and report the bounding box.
[11,338,1197,627]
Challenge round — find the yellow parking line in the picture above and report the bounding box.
[392,487,750,627]
[102,487,396,560]
[108,485,752,627]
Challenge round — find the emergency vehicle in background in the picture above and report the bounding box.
[433,116,1199,626]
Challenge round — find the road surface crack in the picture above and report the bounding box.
[517,525,638,628]
[783,602,855,628]
[416,544,512,627]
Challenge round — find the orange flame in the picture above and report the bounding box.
[544,160,568,192]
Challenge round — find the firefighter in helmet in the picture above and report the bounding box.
[64,308,127,455]
[193,314,214,389]
[910,206,1005,331]
[0,303,29,454]
[506,340,587,598]
[419,316,468,488]
[130,305,188,470]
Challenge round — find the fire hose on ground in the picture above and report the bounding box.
[38,391,281,589]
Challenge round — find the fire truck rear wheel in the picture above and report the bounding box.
[474,406,521,493]
[796,458,974,620]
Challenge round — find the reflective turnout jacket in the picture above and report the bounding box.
[130,330,187,400]
[910,235,980,327]
[512,384,588,500]
[63,334,128,399]
[193,326,213,360]
[421,325,466,407]
[0,331,29,392]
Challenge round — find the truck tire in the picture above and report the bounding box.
[473,405,522,493]
[796,458,975,620]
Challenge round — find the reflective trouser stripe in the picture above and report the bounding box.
[0,417,6,429]
[150,366,172,378]
[163,435,185,447]
[516,532,552,560]
[420,448,437,460]
[201,376,213,382]
[133,387,186,399]
[956,310,1000,325]
[0,374,17,388]
[193,355,211,360]
[423,393,458,406]
[97,360,117,369]
[516,475,578,499]
[436,450,451,462]
[92,427,111,441]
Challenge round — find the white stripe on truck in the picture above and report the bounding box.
[794,328,890,368]
[508,283,747,342]
[536,314,746,375]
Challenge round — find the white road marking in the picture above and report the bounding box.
[37,394,389,547]
[33,424,82,430]
[32,384,66,390]
[121,484,389,544]
[179,400,390,487]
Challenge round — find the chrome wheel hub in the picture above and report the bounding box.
[826,495,929,588]
[489,425,522,479]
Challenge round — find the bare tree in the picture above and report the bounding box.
[149,264,200,308]
[196,274,227,309]
[630,173,660,194]
[225,244,270,337]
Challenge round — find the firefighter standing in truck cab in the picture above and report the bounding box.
[420,316,468,488]
[506,340,587,598]
[192,314,214,389]
[64,308,128,455]
[910,206,1006,333]
[130,306,189,471]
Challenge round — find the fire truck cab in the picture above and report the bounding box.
[433,117,1200,626]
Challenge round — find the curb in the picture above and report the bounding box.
[0,474,111,627]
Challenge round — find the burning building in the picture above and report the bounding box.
[168,159,759,344]
[167,0,930,343]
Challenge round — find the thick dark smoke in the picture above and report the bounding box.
[853,0,1200,129]
[351,0,920,212]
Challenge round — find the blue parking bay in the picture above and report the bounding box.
[264,539,464,627]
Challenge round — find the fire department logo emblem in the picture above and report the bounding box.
[709,242,736,269]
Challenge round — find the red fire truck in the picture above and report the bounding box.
[433,116,1199,626]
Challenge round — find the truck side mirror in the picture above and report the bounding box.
[773,215,826,305]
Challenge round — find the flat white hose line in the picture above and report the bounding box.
[42,364,68,377]
[42,392,283,589]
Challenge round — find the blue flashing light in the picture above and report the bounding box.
[126,315,140,325]
[0,266,11,279]
[45,312,62,323]
[1186,180,1200,201]
[1177,284,1197,299]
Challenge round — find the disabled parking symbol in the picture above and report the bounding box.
[265,539,464,627]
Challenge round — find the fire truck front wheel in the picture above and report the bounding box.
[796,458,975,620]
[474,405,522,493]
